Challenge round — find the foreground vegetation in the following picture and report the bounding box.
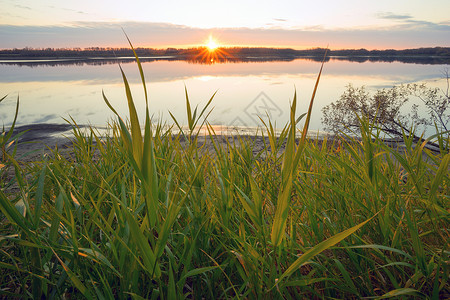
[0,47,449,299]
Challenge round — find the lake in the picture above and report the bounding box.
[0,58,448,135]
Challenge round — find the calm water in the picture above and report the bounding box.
[0,58,448,134]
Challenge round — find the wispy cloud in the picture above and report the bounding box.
[45,5,89,16]
[14,4,32,10]
[60,7,88,15]
[273,18,287,22]
[377,12,412,20]
[376,12,450,31]
[301,25,325,31]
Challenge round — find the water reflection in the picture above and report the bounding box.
[0,58,448,134]
[0,56,307,67]
[1,55,448,68]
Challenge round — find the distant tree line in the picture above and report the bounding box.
[1,46,449,63]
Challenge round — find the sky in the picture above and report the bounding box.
[1,0,449,49]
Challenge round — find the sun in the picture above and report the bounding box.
[196,35,230,64]
[206,36,219,51]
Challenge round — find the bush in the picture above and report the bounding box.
[322,73,449,141]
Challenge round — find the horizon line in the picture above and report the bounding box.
[2,45,449,51]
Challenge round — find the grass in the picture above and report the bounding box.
[0,45,449,299]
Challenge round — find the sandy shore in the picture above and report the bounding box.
[7,123,74,160]
[5,123,285,163]
[1,124,74,193]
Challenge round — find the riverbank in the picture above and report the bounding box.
[7,123,441,166]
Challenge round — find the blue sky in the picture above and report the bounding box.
[1,0,449,49]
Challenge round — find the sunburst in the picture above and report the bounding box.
[194,35,231,64]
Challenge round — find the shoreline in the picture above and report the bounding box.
[5,122,442,165]
[6,123,325,162]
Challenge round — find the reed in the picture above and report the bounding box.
[0,46,448,299]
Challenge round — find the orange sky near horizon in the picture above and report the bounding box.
[1,0,449,50]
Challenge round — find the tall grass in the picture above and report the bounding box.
[0,95,20,162]
[0,46,449,299]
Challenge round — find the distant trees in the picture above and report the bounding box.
[322,72,449,143]
[1,47,449,63]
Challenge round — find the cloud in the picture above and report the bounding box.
[45,5,89,15]
[0,21,449,50]
[377,12,412,20]
[14,4,32,10]
[273,18,287,22]
[376,12,450,31]
[61,7,88,15]
[302,25,325,31]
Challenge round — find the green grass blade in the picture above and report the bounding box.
[142,110,158,227]
[3,95,20,143]
[271,173,293,247]
[192,90,217,129]
[276,212,375,283]
[102,90,120,116]
[52,249,93,300]
[235,183,260,228]
[376,288,426,299]
[334,259,360,296]
[178,266,220,283]
[284,278,337,287]
[280,90,297,183]
[168,260,176,300]
[124,210,161,278]
[428,153,449,202]
[33,165,46,230]
[78,248,121,277]
[154,188,180,260]
[123,30,149,107]
[299,50,327,145]
[0,188,31,231]
[103,90,133,154]
[185,85,193,130]
[49,192,64,243]
[119,65,143,165]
